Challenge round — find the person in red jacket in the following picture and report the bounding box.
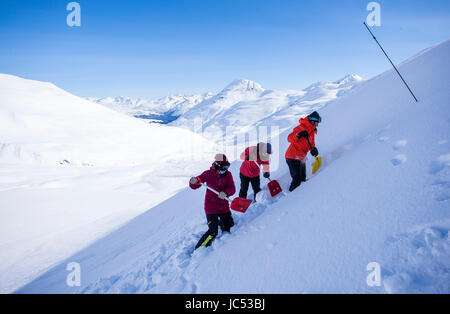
[239,142,272,200]
[285,111,322,192]
[190,154,236,249]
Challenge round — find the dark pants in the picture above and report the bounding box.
[239,173,261,200]
[286,158,306,192]
[195,211,235,249]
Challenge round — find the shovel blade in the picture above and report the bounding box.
[268,180,283,197]
[230,198,253,213]
[312,157,322,175]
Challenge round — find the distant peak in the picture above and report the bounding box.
[221,79,265,94]
[334,74,364,85]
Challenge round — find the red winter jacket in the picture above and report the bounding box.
[285,117,317,161]
[240,146,270,178]
[190,164,236,215]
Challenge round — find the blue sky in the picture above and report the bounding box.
[0,0,449,98]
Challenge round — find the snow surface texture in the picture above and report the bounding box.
[4,39,450,294]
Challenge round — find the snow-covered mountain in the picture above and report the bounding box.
[12,40,450,294]
[87,93,213,124]
[0,74,215,166]
[171,75,363,144]
[88,75,363,141]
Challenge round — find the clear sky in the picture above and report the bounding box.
[0,0,449,98]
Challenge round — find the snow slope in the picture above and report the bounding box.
[171,76,363,145]
[0,74,215,166]
[0,75,217,293]
[15,40,450,294]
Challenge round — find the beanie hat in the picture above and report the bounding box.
[308,111,322,123]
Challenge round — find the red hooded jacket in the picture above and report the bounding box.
[190,164,236,215]
[240,146,270,178]
[285,117,317,161]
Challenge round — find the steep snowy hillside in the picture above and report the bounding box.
[16,40,450,294]
[87,93,213,124]
[172,75,363,144]
[0,74,215,166]
[0,75,217,293]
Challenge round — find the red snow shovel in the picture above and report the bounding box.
[267,179,283,197]
[253,161,283,197]
[203,184,253,213]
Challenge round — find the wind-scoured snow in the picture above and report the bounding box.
[12,39,450,294]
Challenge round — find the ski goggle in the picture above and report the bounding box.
[214,162,230,171]
[309,116,322,123]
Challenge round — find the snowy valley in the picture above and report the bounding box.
[1,40,449,294]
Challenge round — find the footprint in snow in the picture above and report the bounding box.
[381,225,450,294]
[435,192,450,202]
[393,140,408,151]
[391,155,407,166]
[429,154,450,175]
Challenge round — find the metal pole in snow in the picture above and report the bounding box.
[363,22,419,102]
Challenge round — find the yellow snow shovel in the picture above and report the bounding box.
[306,136,322,175]
[312,156,322,175]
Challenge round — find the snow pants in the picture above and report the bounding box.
[239,173,261,200]
[195,211,235,249]
[286,158,306,192]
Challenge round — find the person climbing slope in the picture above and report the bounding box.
[239,142,272,201]
[285,111,322,192]
[189,154,236,250]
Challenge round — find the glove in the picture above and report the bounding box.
[297,131,308,140]
[218,192,228,200]
[263,172,270,179]
[311,147,319,157]
[190,177,199,185]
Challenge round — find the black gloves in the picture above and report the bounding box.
[311,147,319,157]
[263,172,270,179]
[297,131,308,139]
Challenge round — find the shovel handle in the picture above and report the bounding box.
[305,134,314,151]
[252,160,272,182]
[305,133,320,163]
[202,183,231,202]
